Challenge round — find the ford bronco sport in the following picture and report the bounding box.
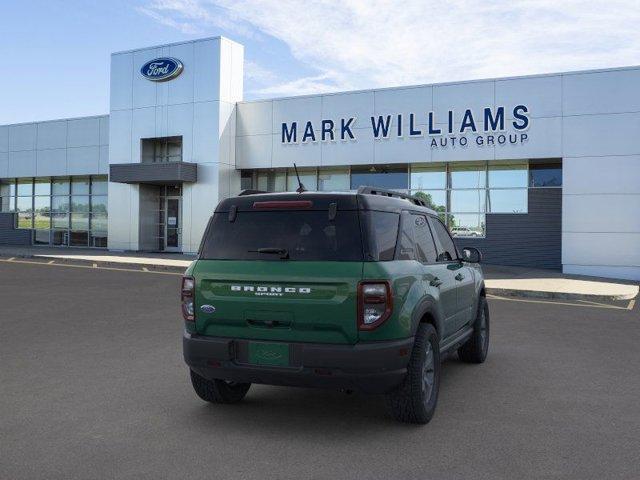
[182,187,489,424]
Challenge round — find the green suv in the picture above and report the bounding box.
[182,187,489,424]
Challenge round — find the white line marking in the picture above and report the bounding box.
[487,293,630,310]
[0,258,182,276]
[628,299,636,311]
[47,260,55,264]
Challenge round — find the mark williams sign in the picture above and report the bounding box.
[140,57,184,82]
[281,105,530,149]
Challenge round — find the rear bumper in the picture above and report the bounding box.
[183,332,414,394]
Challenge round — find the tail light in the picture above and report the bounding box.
[181,276,195,322]
[357,281,393,330]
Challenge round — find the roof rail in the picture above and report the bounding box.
[238,189,267,196]
[357,186,427,207]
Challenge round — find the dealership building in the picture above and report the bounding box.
[0,36,639,280]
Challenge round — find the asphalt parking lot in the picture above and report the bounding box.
[1,259,639,480]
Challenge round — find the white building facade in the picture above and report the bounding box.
[1,36,639,280]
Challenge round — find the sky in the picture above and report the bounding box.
[1,0,640,125]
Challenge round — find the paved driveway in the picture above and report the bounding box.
[1,259,639,480]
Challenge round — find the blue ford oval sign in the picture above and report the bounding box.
[140,57,184,82]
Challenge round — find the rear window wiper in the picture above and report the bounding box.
[249,247,290,259]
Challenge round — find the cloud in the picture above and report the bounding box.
[140,0,640,97]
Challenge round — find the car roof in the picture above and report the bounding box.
[215,190,438,216]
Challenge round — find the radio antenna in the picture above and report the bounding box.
[293,163,307,193]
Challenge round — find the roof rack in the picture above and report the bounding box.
[357,186,427,207]
[238,189,267,196]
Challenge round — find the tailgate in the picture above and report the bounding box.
[193,260,363,344]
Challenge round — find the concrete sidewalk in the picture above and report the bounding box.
[482,265,639,301]
[0,246,637,301]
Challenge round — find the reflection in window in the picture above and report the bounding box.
[450,164,486,189]
[450,190,486,213]
[318,167,349,191]
[530,163,562,187]
[4,175,107,247]
[350,165,408,190]
[448,213,486,238]
[411,164,446,190]
[488,189,528,213]
[257,170,286,192]
[91,176,108,195]
[71,177,90,195]
[488,163,528,188]
[411,190,446,212]
[52,178,70,195]
[286,168,317,191]
[33,196,51,229]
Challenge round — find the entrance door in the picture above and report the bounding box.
[164,197,181,252]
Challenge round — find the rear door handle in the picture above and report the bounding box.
[455,273,464,281]
[429,277,443,287]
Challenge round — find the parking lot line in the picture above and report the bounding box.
[0,258,183,276]
[487,293,635,311]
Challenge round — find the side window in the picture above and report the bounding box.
[429,217,458,262]
[412,214,437,263]
[363,211,400,261]
[396,213,416,260]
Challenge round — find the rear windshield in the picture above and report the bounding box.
[200,210,364,261]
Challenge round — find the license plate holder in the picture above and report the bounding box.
[248,342,290,367]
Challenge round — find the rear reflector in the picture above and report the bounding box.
[253,200,313,209]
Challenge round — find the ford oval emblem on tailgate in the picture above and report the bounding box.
[200,304,216,314]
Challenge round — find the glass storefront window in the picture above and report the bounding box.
[1,179,16,213]
[318,168,350,191]
[90,213,108,232]
[52,196,69,213]
[16,196,33,229]
[240,171,253,190]
[91,195,108,214]
[286,168,317,191]
[71,195,90,212]
[450,163,486,189]
[257,170,287,192]
[69,230,89,247]
[91,176,108,195]
[530,163,562,187]
[52,213,69,229]
[52,178,70,195]
[17,179,33,196]
[448,213,486,238]
[34,230,50,245]
[34,178,51,196]
[489,163,528,188]
[488,189,528,213]
[71,177,90,195]
[411,190,446,212]
[51,229,69,246]
[450,189,486,213]
[33,196,51,229]
[90,232,108,248]
[350,165,408,190]
[410,164,446,190]
[71,213,89,230]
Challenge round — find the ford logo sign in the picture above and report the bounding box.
[140,57,184,82]
[200,304,216,314]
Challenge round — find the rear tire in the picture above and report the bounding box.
[458,296,490,364]
[190,369,251,404]
[386,323,441,424]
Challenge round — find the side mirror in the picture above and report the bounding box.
[461,247,482,263]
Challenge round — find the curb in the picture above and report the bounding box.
[485,287,637,302]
